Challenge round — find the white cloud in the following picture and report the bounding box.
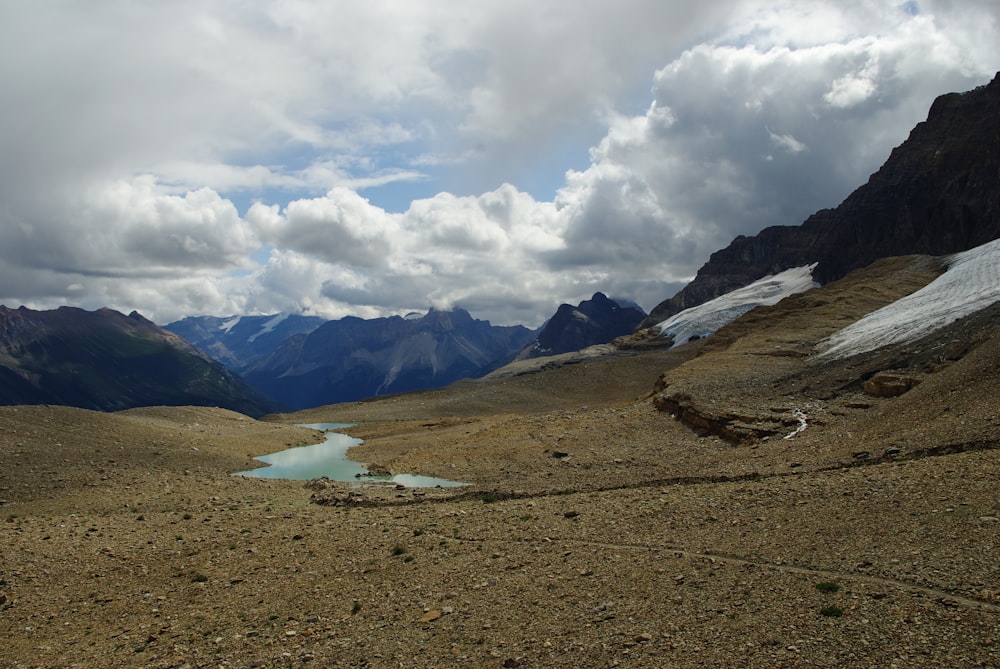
[0,0,997,326]
[249,188,397,268]
[825,71,878,108]
[768,129,808,154]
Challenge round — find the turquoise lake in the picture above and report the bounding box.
[234,422,466,488]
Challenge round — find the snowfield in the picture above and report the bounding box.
[656,264,819,347]
[818,237,1000,359]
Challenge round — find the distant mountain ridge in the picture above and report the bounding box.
[238,308,537,410]
[517,293,646,360]
[0,305,276,416]
[169,298,647,410]
[166,313,325,371]
[642,72,1000,327]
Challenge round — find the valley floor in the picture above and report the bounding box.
[3,255,1000,667]
[1,346,997,668]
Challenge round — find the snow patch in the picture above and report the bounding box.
[219,316,241,333]
[248,313,290,343]
[818,237,1000,359]
[656,264,819,347]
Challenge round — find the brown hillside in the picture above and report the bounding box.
[1,255,998,668]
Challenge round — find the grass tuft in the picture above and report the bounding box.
[820,605,844,617]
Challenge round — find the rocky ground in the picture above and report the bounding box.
[2,257,999,668]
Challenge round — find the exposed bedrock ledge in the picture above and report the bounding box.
[652,392,796,444]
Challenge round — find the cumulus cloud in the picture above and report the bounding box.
[0,0,997,326]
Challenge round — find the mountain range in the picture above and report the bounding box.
[234,308,537,410]
[0,306,276,416]
[164,313,326,371]
[165,294,645,410]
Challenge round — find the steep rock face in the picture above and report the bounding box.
[242,308,537,410]
[642,72,1000,327]
[518,293,647,359]
[0,306,277,416]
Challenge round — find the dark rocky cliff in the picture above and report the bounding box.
[642,72,1000,327]
[518,293,646,359]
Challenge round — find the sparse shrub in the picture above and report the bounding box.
[391,544,407,556]
[351,601,362,615]
[191,573,208,583]
[820,605,844,617]
[182,513,192,520]
[815,581,841,594]
[413,529,424,536]
[482,493,498,504]
[403,555,414,563]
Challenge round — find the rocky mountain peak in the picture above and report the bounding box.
[642,72,1000,327]
[519,293,646,360]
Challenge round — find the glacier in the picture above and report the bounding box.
[818,237,1000,359]
[656,264,819,347]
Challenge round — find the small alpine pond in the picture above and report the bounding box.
[234,422,466,488]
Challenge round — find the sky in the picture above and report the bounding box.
[0,1,997,327]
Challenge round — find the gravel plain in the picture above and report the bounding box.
[2,256,998,668]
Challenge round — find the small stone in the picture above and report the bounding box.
[419,610,442,623]
[864,372,922,397]
[635,633,654,643]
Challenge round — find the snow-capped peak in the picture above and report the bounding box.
[656,264,819,347]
